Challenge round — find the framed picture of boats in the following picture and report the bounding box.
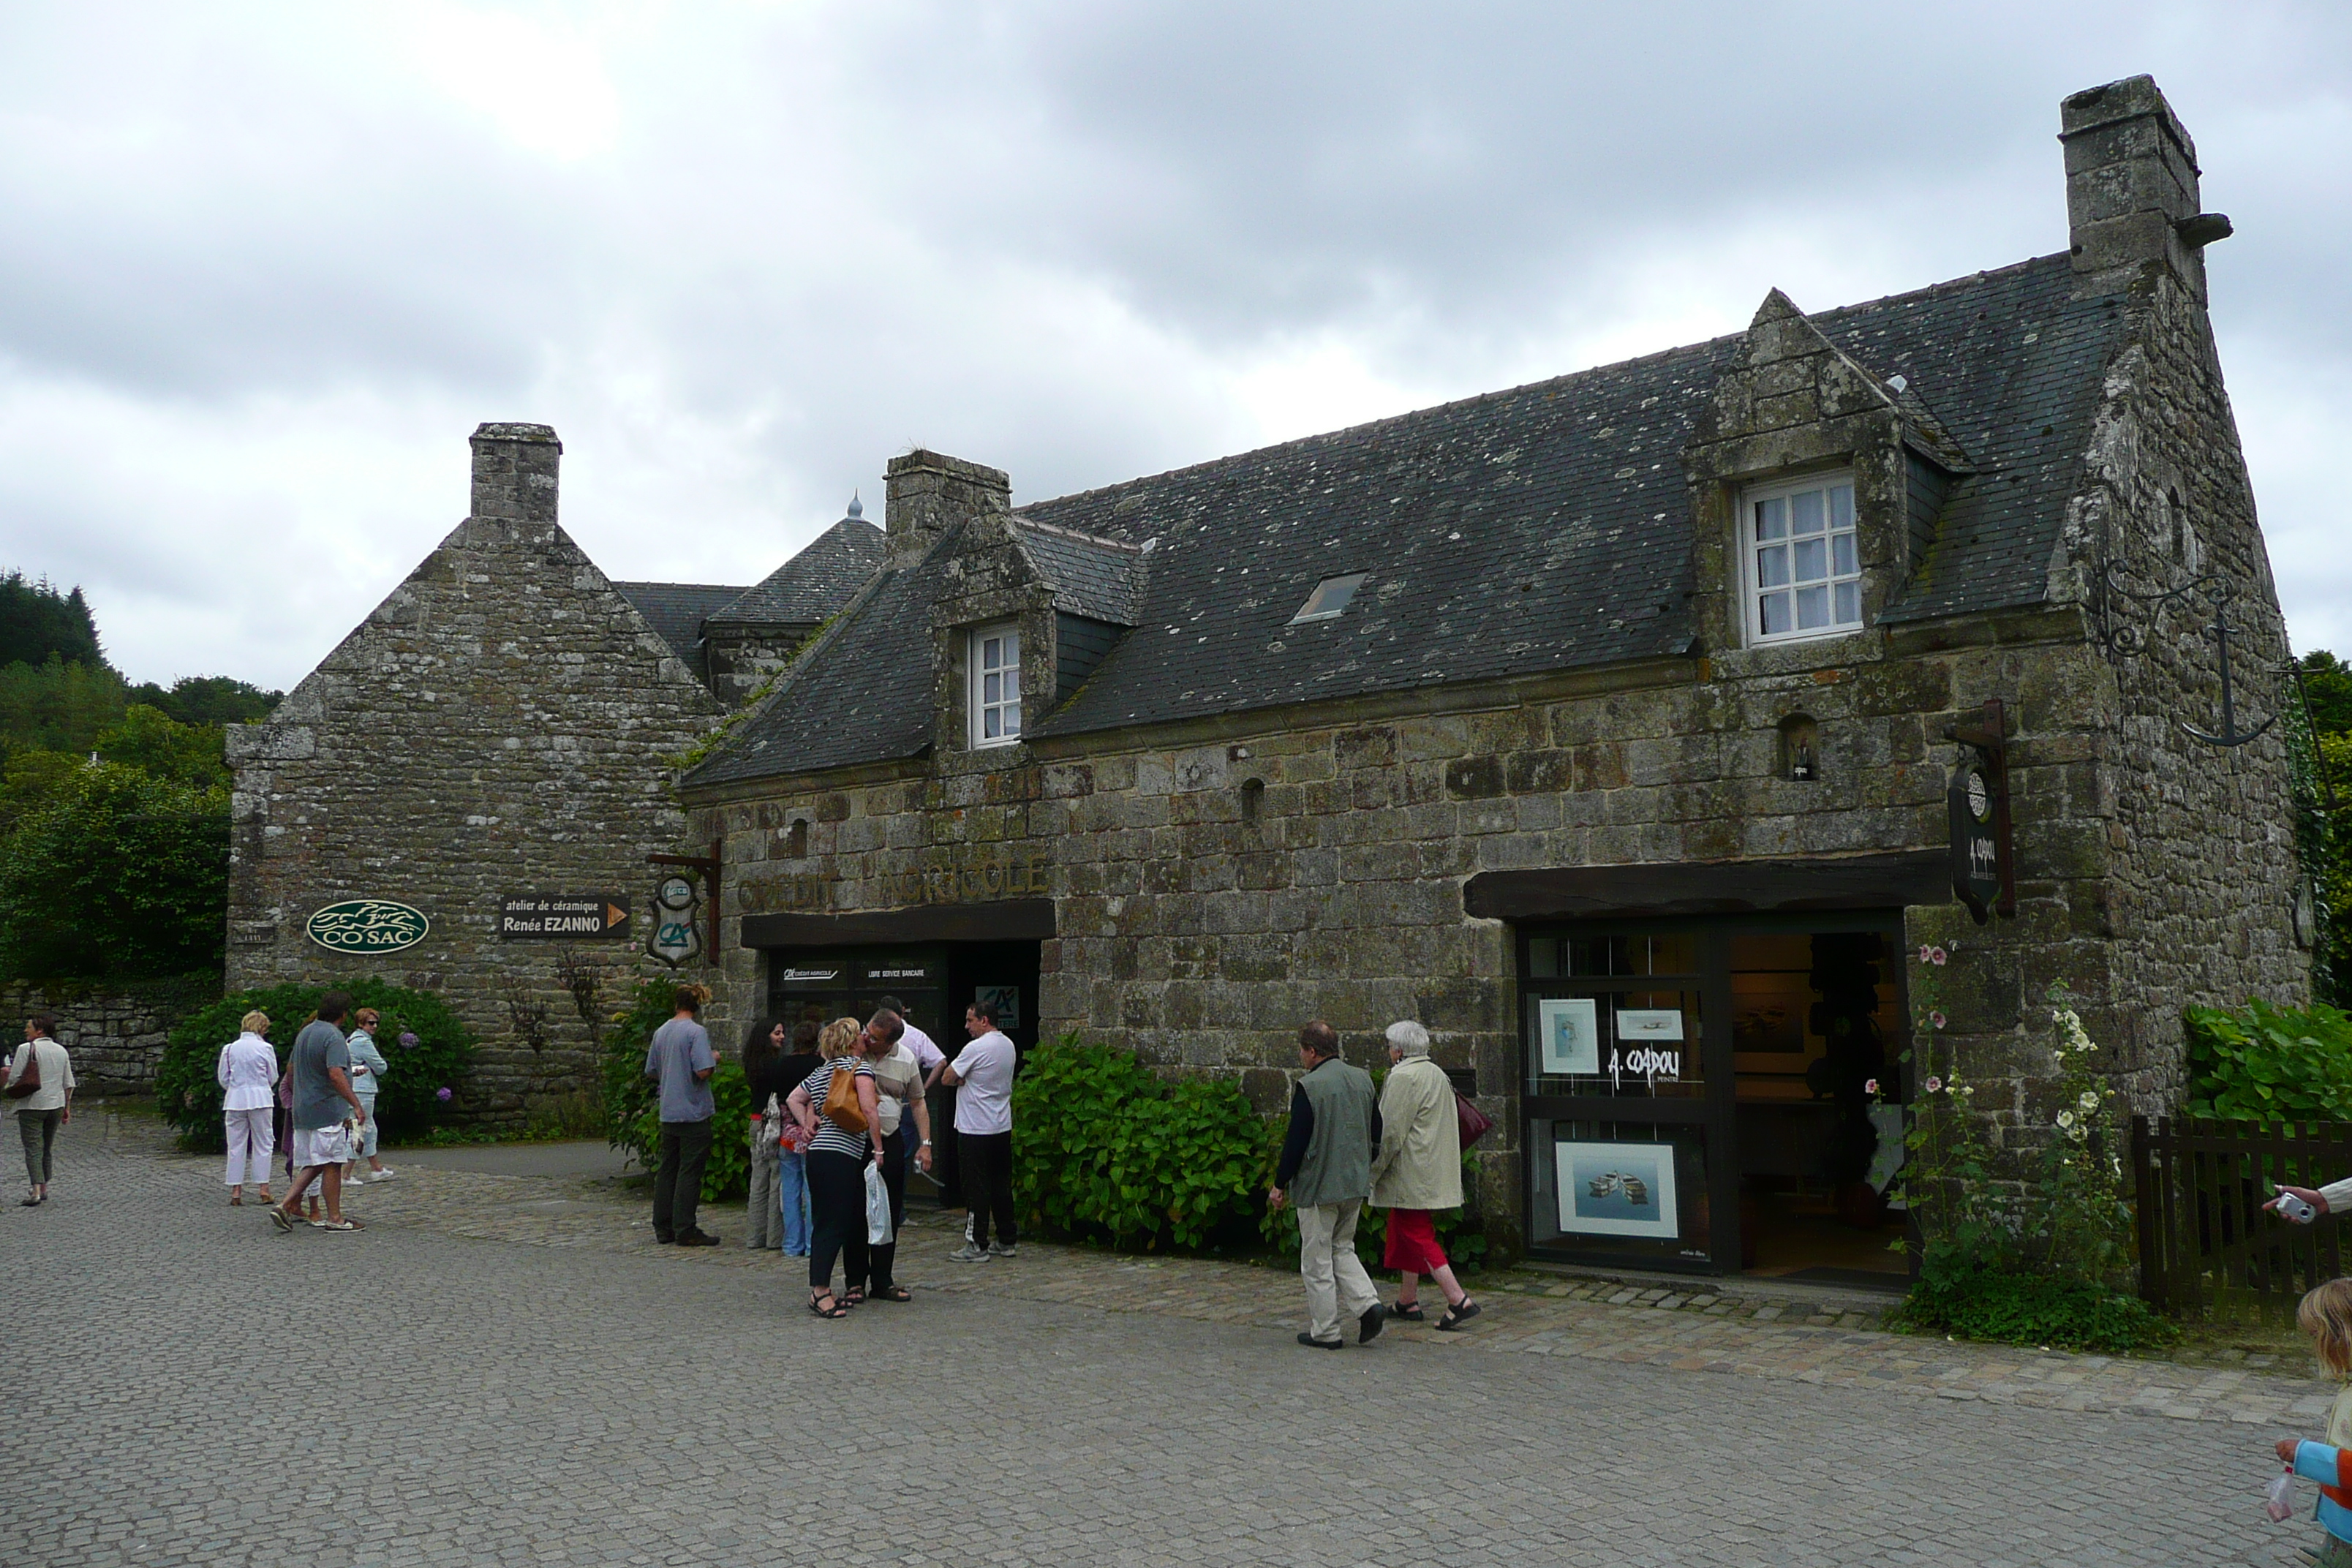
[1554,1139,1679,1240]
[1535,998,1599,1075]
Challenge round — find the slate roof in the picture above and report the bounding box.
[612,582,749,671]
[710,518,887,626]
[687,252,2126,788]
[1014,519,1147,624]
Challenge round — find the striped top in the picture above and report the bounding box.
[802,1058,877,1160]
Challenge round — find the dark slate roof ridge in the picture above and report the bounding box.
[1008,513,1147,551]
[706,518,886,627]
[678,516,977,789]
[611,579,755,595]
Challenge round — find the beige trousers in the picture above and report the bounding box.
[1296,1199,1380,1343]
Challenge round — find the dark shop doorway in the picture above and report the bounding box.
[764,940,1040,1205]
[1516,913,1912,1287]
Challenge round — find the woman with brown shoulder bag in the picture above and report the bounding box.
[784,1017,881,1319]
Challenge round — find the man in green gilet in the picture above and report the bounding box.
[1268,1019,1386,1349]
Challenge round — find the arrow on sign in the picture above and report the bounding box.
[606,903,629,930]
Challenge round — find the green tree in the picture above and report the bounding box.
[0,761,227,981]
[127,675,281,728]
[95,704,228,791]
[2301,651,2352,741]
[0,657,128,761]
[0,572,105,668]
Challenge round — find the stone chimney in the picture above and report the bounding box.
[470,423,562,521]
[884,449,1010,564]
[2059,75,2231,304]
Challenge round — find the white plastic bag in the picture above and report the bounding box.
[2267,1467,2296,1523]
[864,1161,894,1245]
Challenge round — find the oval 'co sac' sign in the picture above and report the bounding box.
[305,899,431,954]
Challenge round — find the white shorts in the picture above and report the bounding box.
[295,1125,351,1169]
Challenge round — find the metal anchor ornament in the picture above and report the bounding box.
[2100,568,2280,749]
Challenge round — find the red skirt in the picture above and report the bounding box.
[1382,1207,1448,1273]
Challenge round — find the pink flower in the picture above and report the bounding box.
[1929,947,1948,966]
[1919,945,1934,964]
[1863,1079,1879,1096]
[1925,1076,1944,1093]
[1930,1010,1948,1029]
[435,1086,453,1102]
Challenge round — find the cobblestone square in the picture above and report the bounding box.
[0,1112,2325,1566]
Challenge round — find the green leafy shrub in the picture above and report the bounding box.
[157,979,476,1152]
[1013,1035,1488,1266]
[599,979,749,1202]
[0,761,227,982]
[1012,1036,1267,1250]
[1893,1251,2177,1353]
[2185,999,2352,1123]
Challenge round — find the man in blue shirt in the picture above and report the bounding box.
[644,987,719,1246]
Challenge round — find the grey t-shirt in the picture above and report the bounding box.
[290,1019,353,1131]
[645,1017,715,1123]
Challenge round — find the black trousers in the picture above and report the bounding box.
[652,1117,713,1240]
[853,1132,910,1292]
[807,1150,869,1293]
[958,1130,1017,1249]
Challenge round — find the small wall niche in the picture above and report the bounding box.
[1776,715,1821,783]
[785,819,810,858]
[1240,777,1266,822]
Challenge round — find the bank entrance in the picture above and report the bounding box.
[1515,913,1912,1286]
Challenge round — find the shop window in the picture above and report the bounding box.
[968,624,1021,748]
[1740,471,1860,645]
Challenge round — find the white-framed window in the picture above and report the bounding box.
[1741,471,1861,644]
[968,624,1021,747]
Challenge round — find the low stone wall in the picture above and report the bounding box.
[0,981,213,1095]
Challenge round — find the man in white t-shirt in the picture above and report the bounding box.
[941,1000,1017,1262]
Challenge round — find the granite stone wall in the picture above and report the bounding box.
[1,983,199,1095]
[225,425,727,1120]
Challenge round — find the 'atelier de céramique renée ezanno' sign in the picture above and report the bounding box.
[498,895,632,939]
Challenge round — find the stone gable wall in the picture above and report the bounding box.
[226,500,726,1120]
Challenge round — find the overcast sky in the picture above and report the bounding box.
[1,1,2345,691]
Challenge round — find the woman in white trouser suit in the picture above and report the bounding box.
[217,1013,278,1205]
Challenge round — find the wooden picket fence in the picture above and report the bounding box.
[2131,1115,2352,1324]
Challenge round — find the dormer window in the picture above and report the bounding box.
[1290,573,1366,624]
[968,624,1021,747]
[1741,472,1860,644]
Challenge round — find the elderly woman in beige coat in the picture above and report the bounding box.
[1369,1019,1480,1330]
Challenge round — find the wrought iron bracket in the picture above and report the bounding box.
[2098,563,2282,749]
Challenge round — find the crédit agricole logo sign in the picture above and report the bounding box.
[305,899,431,954]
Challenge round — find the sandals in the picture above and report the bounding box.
[869,1285,912,1303]
[807,1292,849,1319]
[1436,1298,1482,1332]
[1390,1302,1426,1322]
[229,1194,244,1207]
[317,1218,363,1232]
[843,1288,866,1308]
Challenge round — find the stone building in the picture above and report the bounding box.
[676,77,2309,1275]
[225,424,881,1117]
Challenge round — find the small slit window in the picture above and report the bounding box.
[1741,472,1860,644]
[969,624,1021,748]
[1290,573,1367,624]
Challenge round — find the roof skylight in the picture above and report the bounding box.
[1289,573,1367,624]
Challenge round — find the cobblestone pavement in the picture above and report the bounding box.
[1,1110,2329,1566]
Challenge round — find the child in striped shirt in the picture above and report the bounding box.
[2280,1278,2352,1567]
